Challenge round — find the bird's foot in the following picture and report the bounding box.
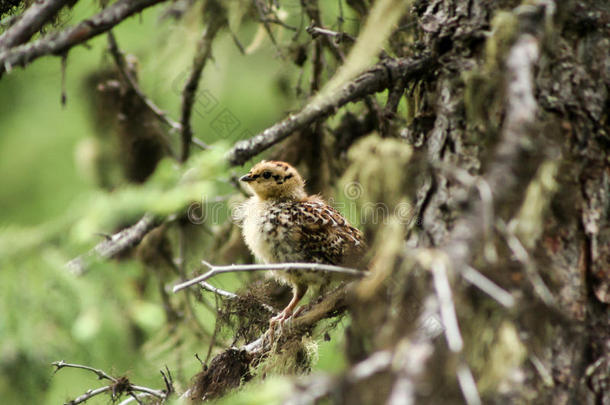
[269,309,292,339]
[268,306,305,340]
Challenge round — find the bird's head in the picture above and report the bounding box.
[240,160,306,200]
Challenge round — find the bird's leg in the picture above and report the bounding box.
[270,284,307,334]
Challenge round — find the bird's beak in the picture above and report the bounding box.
[240,174,255,182]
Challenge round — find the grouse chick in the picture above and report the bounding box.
[237,160,365,324]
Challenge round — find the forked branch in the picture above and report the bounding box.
[172,260,366,293]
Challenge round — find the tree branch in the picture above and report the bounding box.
[66,214,162,275]
[225,55,432,166]
[172,260,365,293]
[0,0,74,50]
[0,0,168,74]
[106,31,180,159]
[107,32,179,127]
[52,360,116,382]
[183,283,350,401]
[52,360,168,404]
[179,2,224,161]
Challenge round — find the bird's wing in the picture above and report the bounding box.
[290,199,366,266]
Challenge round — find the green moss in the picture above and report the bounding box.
[485,11,519,72]
[514,159,560,248]
[255,336,318,376]
[341,134,413,208]
[462,302,527,395]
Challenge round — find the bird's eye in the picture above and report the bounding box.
[263,171,271,179]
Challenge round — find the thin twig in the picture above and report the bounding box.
[198,280,278,314]
[252,0,286,49]
[107,31,179,159]
[461,265,515,308]
[302,1,345,62]
[204,294,220,363]
[0,0,169,74]
[430,257,463,352]
[260,16,297,31]
[52,361,167,404]
[161,366,175,394]
[226,55,432,166]
[118,393,148,405]
[456,360,482,405]
[52,360,117,382]
[498,221,555,307]
[173,261,366,293]
[199,281,238,299]
[69,386,113,405]
[529,354,554,387]
[128,392,144,405]
[173,261,367,293]
[306,25,355,43]
[179,7,223,161]
[129,385,166,398]
[429,257,481,405]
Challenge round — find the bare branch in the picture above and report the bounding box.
[199,281,238,299]
[129,384,166,398]
[107,31,181,149]
[425,256,481,405]
[52,361,168,404]
[225,55,432,166]
[117,393,148,405]
[302,1,346,62]
[456,360,482,405]
[0,0,168,74]
[106,32,180,159]
[66,214,161,275]
[179,3,224,162]
[430,257,463,353]
[172,261,366,293]
[306,25,356,44]
[0,0,75,50]
[52,360,117,382]
[497,221,555,307]
[69,386,113,405]
[252,0,281,48]
[461,265,515,308]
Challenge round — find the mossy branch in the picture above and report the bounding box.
[225,54,433,166]
[0,0,71,50]
[0,0,168,74]
[66,214,162,275]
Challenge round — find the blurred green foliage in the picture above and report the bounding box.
[0,1,352,403]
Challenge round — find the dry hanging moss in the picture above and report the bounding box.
[188,348,252,402]
[218,279,290,343]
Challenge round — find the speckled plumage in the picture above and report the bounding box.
[236,160,365,321]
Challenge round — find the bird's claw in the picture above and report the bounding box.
[268,306,305,341]
[269,309,291,339]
